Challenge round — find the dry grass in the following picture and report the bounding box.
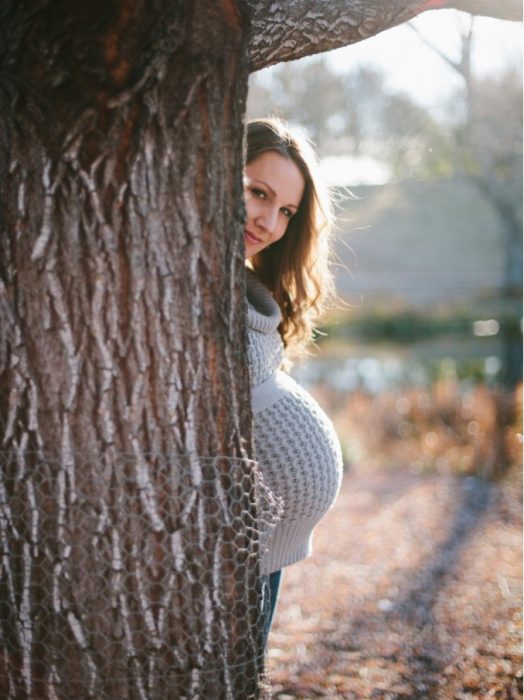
[322,381,522,481]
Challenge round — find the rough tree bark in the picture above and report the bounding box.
[0,2,261,698]
[247,0,522,70]
[0,1,520,699]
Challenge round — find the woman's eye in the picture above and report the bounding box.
[281,208,293,219]
[251,188,266,199]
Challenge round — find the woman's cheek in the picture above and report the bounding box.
[245,192,258,218]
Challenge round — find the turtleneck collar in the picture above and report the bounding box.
[246,269,282,334]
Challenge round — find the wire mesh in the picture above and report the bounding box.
[0,451,282,699]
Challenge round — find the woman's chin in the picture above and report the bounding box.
[244,240,259,258]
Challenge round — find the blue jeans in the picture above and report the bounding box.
[262,569,282,645]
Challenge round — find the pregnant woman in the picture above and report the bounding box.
[244,118,344,642]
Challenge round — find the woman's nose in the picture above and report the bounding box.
[258,206,278,234]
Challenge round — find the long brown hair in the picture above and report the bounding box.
[246,118,335,356]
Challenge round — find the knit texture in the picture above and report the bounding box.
[246,270,343,575]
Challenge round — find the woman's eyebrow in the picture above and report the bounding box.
[252,178,276,196]
[252,179,299,210]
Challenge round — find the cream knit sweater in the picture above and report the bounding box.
[246,271,343,575]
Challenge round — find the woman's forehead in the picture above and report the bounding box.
[246,151,305,205]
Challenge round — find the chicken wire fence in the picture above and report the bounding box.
[0,451,282,699]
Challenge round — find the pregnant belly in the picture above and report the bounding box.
[253,374,343,523]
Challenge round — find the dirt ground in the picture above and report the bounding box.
[267,467,522,699]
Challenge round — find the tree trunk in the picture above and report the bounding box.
[0,1,520,698]
[0,2,273,698]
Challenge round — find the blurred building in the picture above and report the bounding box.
[336,177,511,311]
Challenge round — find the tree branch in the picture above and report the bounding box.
[407,15,477,98]
[246,0,522,72]
[406,21,463,75]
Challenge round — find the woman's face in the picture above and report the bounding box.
[244,150,305,258]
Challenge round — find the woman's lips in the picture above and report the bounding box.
[245,230,262,245]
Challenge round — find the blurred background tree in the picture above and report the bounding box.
[248,58,456,180]
[409,17,523,294]
[247,13,522,388]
